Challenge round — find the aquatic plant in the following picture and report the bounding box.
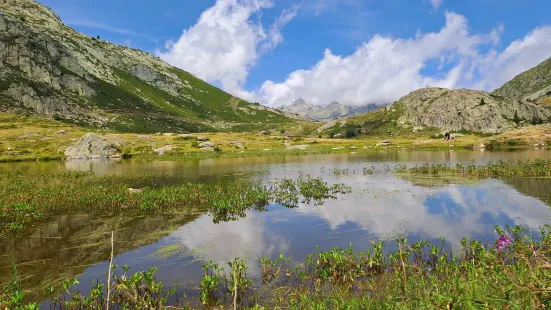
[5,225,551,309]
[399,159,551,178]
[0,171,351,235]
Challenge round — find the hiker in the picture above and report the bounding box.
[450,133,456,140]
[443,132,450,141]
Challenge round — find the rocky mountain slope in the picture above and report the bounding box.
[280,98,379,121]
[493,56,551,106]
[319,87,551,136]
[0,0,301,133]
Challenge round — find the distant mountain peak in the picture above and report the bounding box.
[280,99,381,121]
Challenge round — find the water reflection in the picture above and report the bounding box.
[1,151,551,305]
[0,213,200,301]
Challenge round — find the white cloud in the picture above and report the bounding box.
[157,1,551,108]
[474,26,551,91]
[157,0,298,102]
[260,12,499,107]
[430,0,443,10]
[258,13,551,107]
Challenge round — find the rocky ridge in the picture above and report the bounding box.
[280,98,379,121]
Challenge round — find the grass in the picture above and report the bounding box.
[5,112,540,163]
[0,170,351,236]
[397,159,551,178]
[4,225,551,309]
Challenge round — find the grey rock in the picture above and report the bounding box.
[286,145,309,150]
[196,136,209,141]
[65,133,123,159]
[153,145,173,155]
[199,141,215,148]
[397,88,550,133]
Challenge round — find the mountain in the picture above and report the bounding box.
[0,0,301,133]
[319,88,551,136]
[280,98,380,121]
[492,56,551,106]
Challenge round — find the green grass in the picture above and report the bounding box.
[0,170,350,236]
[4,225,551,309]
[397,159,551,178]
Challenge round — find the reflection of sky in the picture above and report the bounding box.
[164,172,551,283]
[29,153,551,304]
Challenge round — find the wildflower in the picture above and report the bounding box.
[496,236,512,250]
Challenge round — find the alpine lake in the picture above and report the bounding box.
[2,149,551,308]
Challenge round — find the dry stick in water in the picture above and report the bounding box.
[106,231,114,310]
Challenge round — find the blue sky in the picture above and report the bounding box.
[38,0,551,107]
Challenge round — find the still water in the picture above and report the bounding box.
[1,149,551,305]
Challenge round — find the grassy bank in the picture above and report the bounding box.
[5,112,550,163]
[3,225,551,309]
[0,170,350,236]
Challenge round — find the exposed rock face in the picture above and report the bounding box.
[280,98,380,121]
[64,133,122,159]
[397,88,551,133]
[492,56,551,105]
[0,0,299,132]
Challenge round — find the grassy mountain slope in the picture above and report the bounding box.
[492,56,551,106]
[0,0,303,133]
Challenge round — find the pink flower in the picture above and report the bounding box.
[496,236,512,250]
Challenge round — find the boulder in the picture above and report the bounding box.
[153,145,173,155]
[199,141,216,151]
[162,133,175,136]
[56,130,67,134]
[286,145,309,150]
[65,133,123,159]
[259,131,269,135]
[196,136,209,141]
[128,188,143,194]
[377,141,391,146]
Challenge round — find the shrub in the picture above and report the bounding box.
[279,128,286,134]
[345,129,356,138]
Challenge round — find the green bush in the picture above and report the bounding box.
[345,129,356,138]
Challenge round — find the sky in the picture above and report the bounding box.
[38,0,551,107]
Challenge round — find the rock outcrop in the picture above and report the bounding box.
[396,88,550,133]
[64,133,123,159]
